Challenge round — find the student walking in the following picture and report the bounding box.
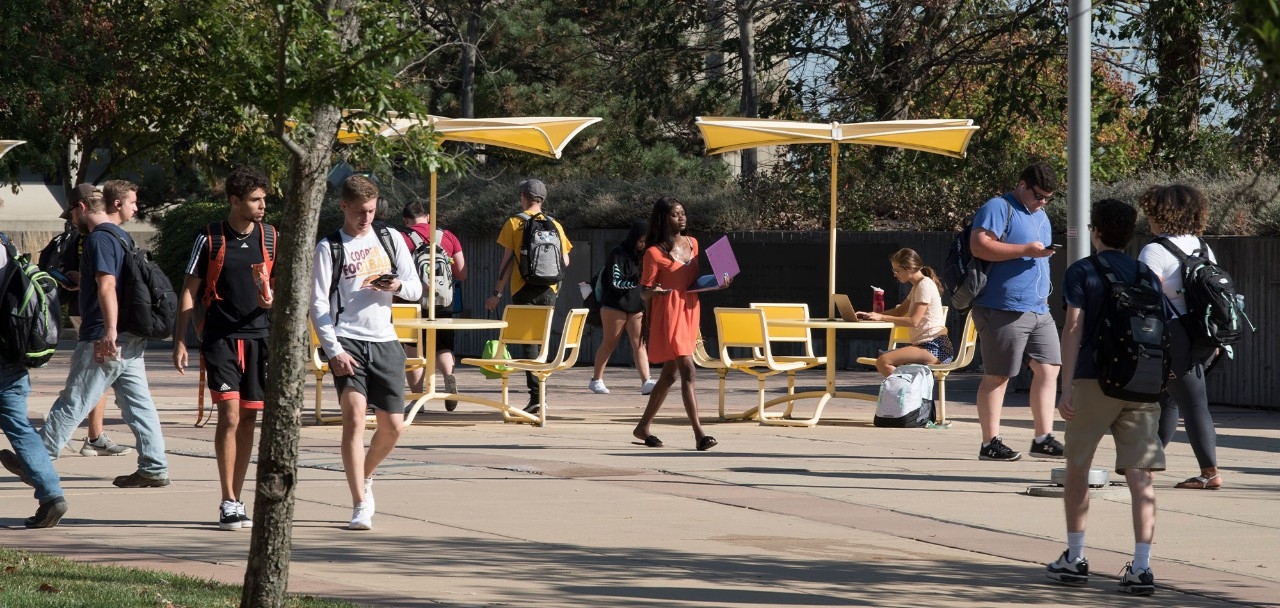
[1046,199,1164,595]
[0,229,69,528]
[631,197,716,452]
[1137,184,1224,490]
[485,179,572,413]
[38,181,171,488]
[400,201,467,411]
[860,248,954,377]
[172,166,278,530]
[589,221,655,396]
[310,175,421,530]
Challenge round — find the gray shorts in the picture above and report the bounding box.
[972,306,1061,377]
[332,337,407,412]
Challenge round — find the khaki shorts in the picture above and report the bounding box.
[1064,380,1165,474]
[972,306,1061,377]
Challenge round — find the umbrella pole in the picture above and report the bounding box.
[828,142,838,319]
[428,169,438,321]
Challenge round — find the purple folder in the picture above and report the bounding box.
[688,236,739,292]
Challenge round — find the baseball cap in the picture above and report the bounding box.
[60,183,100,219]
[518,178,547,201]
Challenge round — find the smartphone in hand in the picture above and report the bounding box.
[362,273,398,289]
[1049,244,1064,250]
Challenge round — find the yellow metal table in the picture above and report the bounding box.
[762,318,894,427]
[394,317,508,425]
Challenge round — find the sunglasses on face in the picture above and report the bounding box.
[1028,187,1053,202]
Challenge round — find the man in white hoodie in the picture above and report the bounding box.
[310,176,421,530]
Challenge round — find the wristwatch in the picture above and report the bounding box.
[491,290,501,298]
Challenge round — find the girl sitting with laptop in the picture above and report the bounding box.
[858,248,954,376]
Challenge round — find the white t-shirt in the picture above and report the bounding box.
[1137,234,1217,317]
[907,277,947,344]
[310,227,422,357]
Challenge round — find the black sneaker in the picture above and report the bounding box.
[1030,434,1066,458]
[1045,550,1089,586]
[1117,563,1155,595]
[0,448,34,486]
[113,471,171,488]
[26,497,68,529]
[218,500,242,531]
[524,396,541,414]
[443,374,458,412]
[978,436,1022,461]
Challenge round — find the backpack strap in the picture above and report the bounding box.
[374,224,400,275]
[998,195,1015,241]
[262,223,277,263]
[1153,235,1191,262]
[326,231,345,325]
[202,223,226,308]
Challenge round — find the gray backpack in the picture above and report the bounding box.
[517,212,565,286]
[873,364,935,428]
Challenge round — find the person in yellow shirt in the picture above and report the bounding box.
[485,179,572,412]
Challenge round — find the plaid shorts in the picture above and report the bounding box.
[916,335,955,364]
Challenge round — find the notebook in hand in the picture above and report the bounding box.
[688,235,740,292]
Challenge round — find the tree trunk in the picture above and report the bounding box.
[460,0,481,119]
[736,0,757,179]
[1147,0,1202,167]
[241,2,361,606]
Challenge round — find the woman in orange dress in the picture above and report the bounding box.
[631,197,716,451]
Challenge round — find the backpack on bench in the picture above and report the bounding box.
[874,364,935,428]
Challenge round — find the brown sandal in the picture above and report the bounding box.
[1174,474,1221,490]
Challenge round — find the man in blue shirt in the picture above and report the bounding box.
[38,180,170,488]
[969,163,1063,461]
[1045,198,1163,595]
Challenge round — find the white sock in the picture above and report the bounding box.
[1034,433,1051,444]
[1067,532,1085,562]
[982,436,998,448]
[1132,543,1152,570]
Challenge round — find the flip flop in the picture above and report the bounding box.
[1174,474,1221,490]
[697,436,718,451]
[631,435,663,448]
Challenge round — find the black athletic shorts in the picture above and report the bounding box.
[202,336,268,409]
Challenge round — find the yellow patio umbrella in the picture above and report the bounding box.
[323,113,603,318]
[694,117,978,317]
[0,140,25,161]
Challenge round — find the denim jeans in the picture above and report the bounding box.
[0,361,64,503]
[40,337,168,477]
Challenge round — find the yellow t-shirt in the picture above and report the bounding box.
[496,212,573,294]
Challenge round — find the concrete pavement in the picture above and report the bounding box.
[3,348,1278,607]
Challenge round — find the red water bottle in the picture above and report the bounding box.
[872,286,885,313]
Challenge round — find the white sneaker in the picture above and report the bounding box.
[589,379,610,394]
[218,500,242,531]
[236,501,252,529]
[349,503,373,530]
[640,378,658,395]
[80,433,133,456]
[363,476,375,511]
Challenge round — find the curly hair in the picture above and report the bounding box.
[1137,184,1207,236]
[226,166,270,202]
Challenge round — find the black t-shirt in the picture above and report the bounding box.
[184,222,272,341]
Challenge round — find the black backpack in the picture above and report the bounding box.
[325,223,402,325]
[517,212,565,286]
[0,232,61,367]
[1154,237,1255,358]
[37,225,79,305]
[1089,255,1170,402]
[941,196,1013,310]
[97,228,178,340]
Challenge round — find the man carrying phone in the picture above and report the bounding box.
[310,176,421,530]
[172,166,277,531]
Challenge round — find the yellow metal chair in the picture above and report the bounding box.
[714,307,809,422]
[750,302,827,418]
[459,305,559,426]
[692,331,733,419]
[308,322,338,424]
[927,310,978,426]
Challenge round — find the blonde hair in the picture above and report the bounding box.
[891,248,941,291]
